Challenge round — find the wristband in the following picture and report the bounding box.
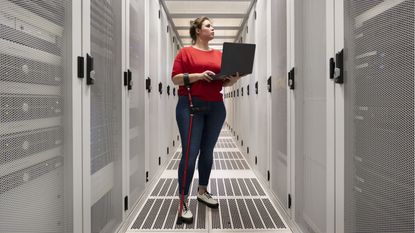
[183,73,190,87]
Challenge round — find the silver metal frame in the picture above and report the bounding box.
[121,0,130,221]
[144,0,151,191]
[334,0,345,232]
[69,1,84,232]
[325,0,336,232]
[81,0,92,232]
[287,0,296,221]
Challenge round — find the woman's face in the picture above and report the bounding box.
[197,20,214,41]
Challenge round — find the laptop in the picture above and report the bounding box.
[212,42,256,80]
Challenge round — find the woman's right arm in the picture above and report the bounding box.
[172,71,215,86]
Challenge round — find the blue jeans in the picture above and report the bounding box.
[176,96,226,196]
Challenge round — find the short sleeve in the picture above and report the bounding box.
[171,49,184,78]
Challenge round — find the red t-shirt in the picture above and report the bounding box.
[171,46,223,101]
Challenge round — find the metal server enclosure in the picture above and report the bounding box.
[89,0,124,232]
[0,1,71,232]
[344,1,414,232]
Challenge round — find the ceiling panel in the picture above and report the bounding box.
[162,0,254,49]
[165,1,250,14]
[172,18,243,27]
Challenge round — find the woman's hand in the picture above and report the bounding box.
[198,70,215,82]
[223,72,241,86]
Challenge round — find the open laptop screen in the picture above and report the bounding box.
[212,42,256,80]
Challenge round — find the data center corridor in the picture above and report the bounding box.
[0,0,414,233]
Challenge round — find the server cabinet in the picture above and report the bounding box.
[89,0,124,232]
[147,0,161,182]
[168,34,176,152]
[254,0,270,183]
[286,0,296,222]
[236,24,249,156]
[159,8,168,166]
[270,0,289,213]
[342,1,414,232]
[166,16,178,157]
[247,7,257,166]
[126,0,146,213]
[0,0,82,232]
[292,0,330,232]
[167,30,173,152]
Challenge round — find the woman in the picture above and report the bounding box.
[171,16,240,224]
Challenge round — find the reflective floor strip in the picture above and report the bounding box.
[150,178,165,196]
[196,200,206,229]
[142,199,163,229]
[164,199,179,229]
[153,199,171,229]
[263,199,287,229]
[131,199,155,229]
[228,199,243,229]
[237,199,254,229]
[218,199,232,229]
[127,129,290,232]
[254,199,275,229]
[245,199,265,229]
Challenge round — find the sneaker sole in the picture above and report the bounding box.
[197,197,219,208]
[177,216,193,225]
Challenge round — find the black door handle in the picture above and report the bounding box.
[86,54,95,85]
[334,49,344,84]
[128,69,133,90]
[146,77,151,92]
[158,82,163,94]
[329,57,335,80]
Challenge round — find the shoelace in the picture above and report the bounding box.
[203,191,213,199]
[183,202,189,211]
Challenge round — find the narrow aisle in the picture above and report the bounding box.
[126,128,292,233]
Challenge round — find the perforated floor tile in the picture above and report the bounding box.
[127,129,291,233]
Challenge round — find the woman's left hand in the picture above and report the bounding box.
[227,72,240,81]
[223,72,240,86]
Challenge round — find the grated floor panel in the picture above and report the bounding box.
[127,129,291,233]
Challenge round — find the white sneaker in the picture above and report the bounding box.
[197,191,219,208]
[177,201,193,224]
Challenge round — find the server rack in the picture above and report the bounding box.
[270,0,289,214]
[0,0,75,232]
[0,1,180,232]
[344,1,414,232]
[247,4,257,167]
[127,0,147,214]
[89,0,124,232]
[148,0,161,182]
